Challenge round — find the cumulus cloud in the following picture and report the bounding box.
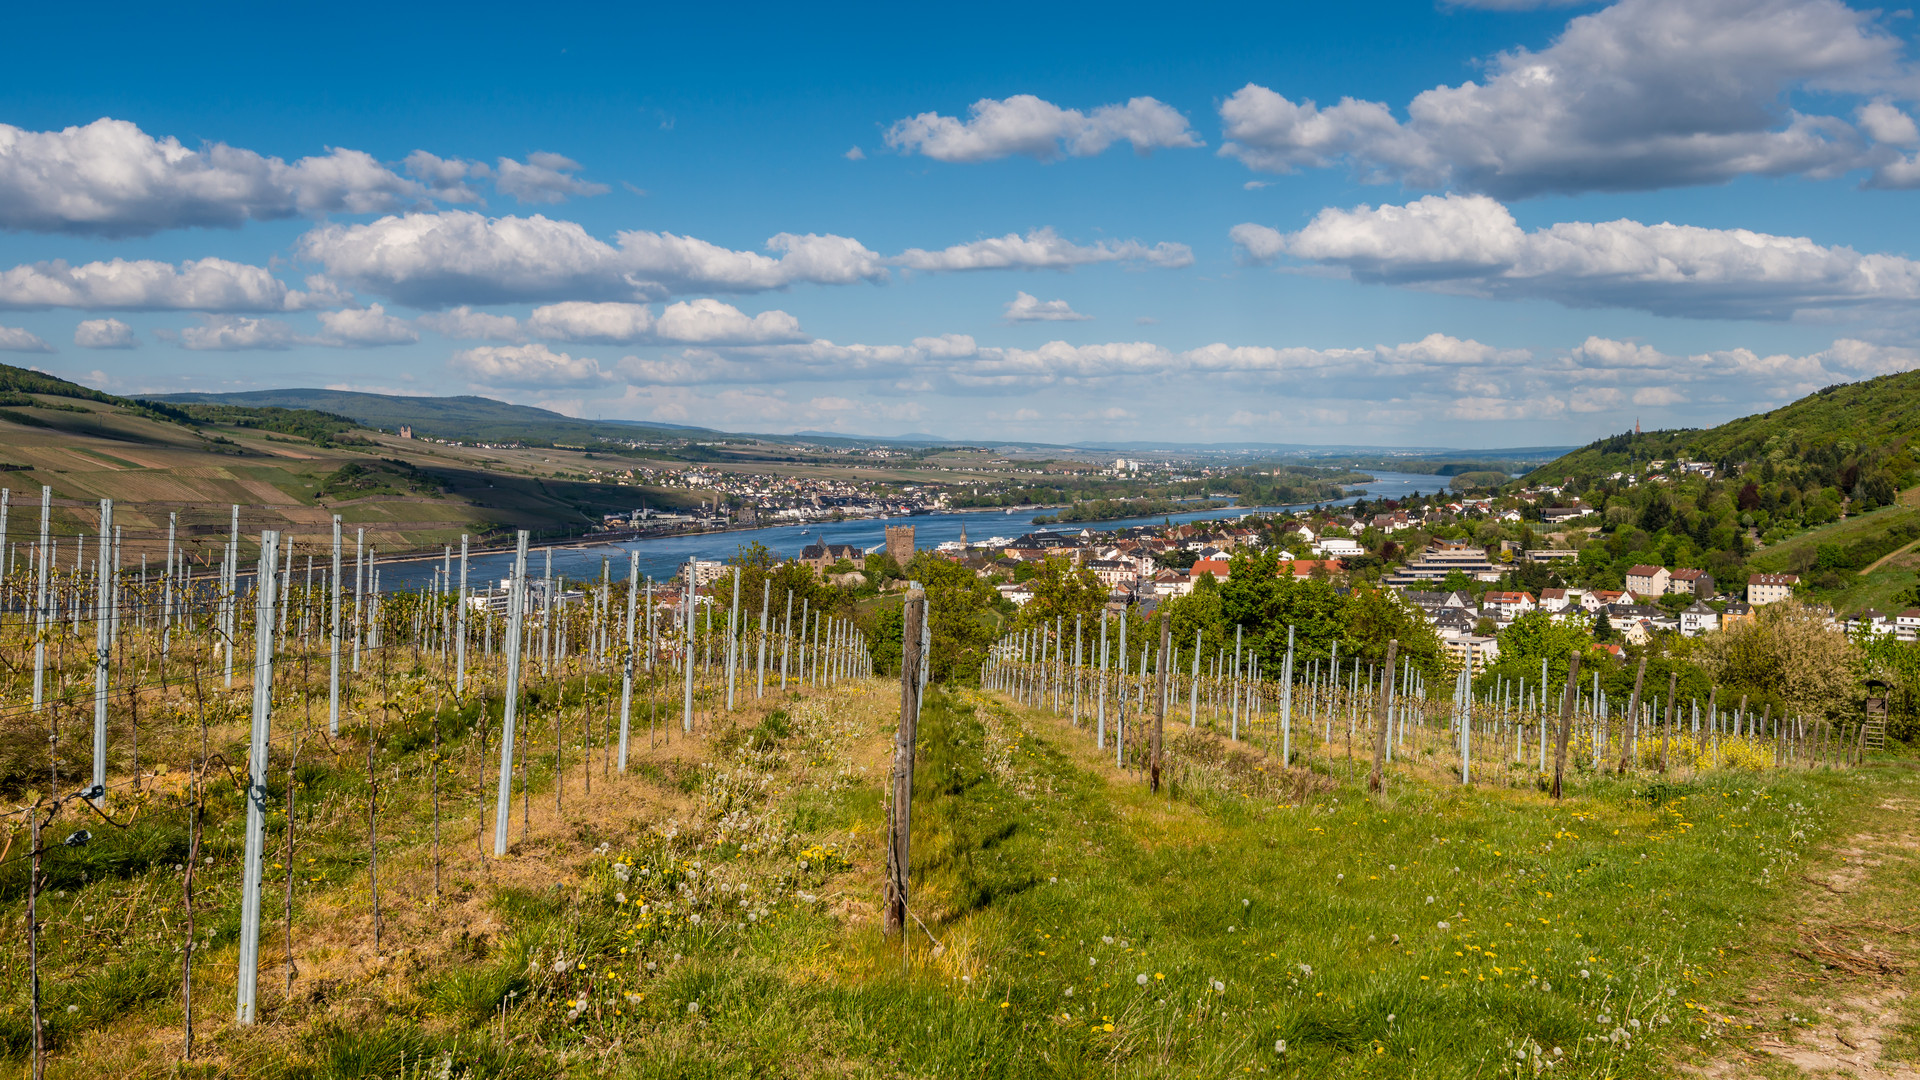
[177,316,295,351]
[314,303,419,346]
[0,118,432,236]
[519,299,805,345]
[450,342,609,386]
[1004,291,1091,322]
[1218,0,1917,197]
[0,257,337,312]
[885,95,1202,163]
[403,151,488,203]
[494,152,610,204]
[296,212,1187,307]
[1234,193,1920,319]
[0,325,53,352]
[297,211,888,307]
[73,318,136,349]
[893,227,1192,271]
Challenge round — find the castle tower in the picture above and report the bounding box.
[885,523,915,566]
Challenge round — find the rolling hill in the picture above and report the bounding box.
[1526,367,1920,482]
[0,365,703,558]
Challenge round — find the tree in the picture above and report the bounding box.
[1639,494,1672,533]
[1016,556,1105,630]
[1494,611,1595,686]
[714,543,843,626]
[904,552,999,683]
[1697,598,1861,720]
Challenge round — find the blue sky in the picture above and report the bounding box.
[4,0,1920,447]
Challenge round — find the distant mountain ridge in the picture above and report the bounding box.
[152,388,720,444]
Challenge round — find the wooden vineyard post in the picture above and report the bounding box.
[1659,672,1678,773]
[884,585,926,942]
[1151,617,1170,793]
[1617,657,1647,775]
[1551,651,1582,799]
[1368,639,1398,795]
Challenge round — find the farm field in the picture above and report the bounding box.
[5,616,1913,1079]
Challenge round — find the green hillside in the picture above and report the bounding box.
[0,363,702,555]
[1527,368,1920,485]
[1505,368,1920,616]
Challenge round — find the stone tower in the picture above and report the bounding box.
[885,523,915,567]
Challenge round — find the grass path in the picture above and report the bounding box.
[1695,759,1920,1078]
[1859,537,1920,577]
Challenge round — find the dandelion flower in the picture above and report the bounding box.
[1580,969,1590,978]
[1437,921,1450,930]
[1136,974,1149,986]
[1212,979,1225,993]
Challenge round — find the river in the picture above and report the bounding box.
[374,471,1445,589]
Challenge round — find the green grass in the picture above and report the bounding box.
[3,666,1900,1078]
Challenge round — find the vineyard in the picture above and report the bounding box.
[0,490,1912,1078]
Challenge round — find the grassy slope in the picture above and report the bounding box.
[0,394,700,554]
[1527,367,1920,483]
[8,662,1909,1079]
[1744,484,1920,613]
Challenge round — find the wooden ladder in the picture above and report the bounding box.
[1864,714,1888,751]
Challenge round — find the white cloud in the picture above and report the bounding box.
[0,325,53,352]
[296,211,888,306]
[1003,291,1091,322]
[526,301,655,343]
[1857,100,1920,146]
[654,299,805,344]
[73,318,136,349]
[314,303,418,346]
[844,146,866,161]
[449,343,609,387]
[892,227,1192,271]
[402,151,488,203]
[885,94,1202,163]
[177,316,295,351]
[1236,193,1920,319]
[296,212,1187,308]
[0,117,429,236]
[494,152,610,204]
[417,306,525,342]
[0,257,328,312]
[1218,0,1914,197]
[524,299,805,345]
